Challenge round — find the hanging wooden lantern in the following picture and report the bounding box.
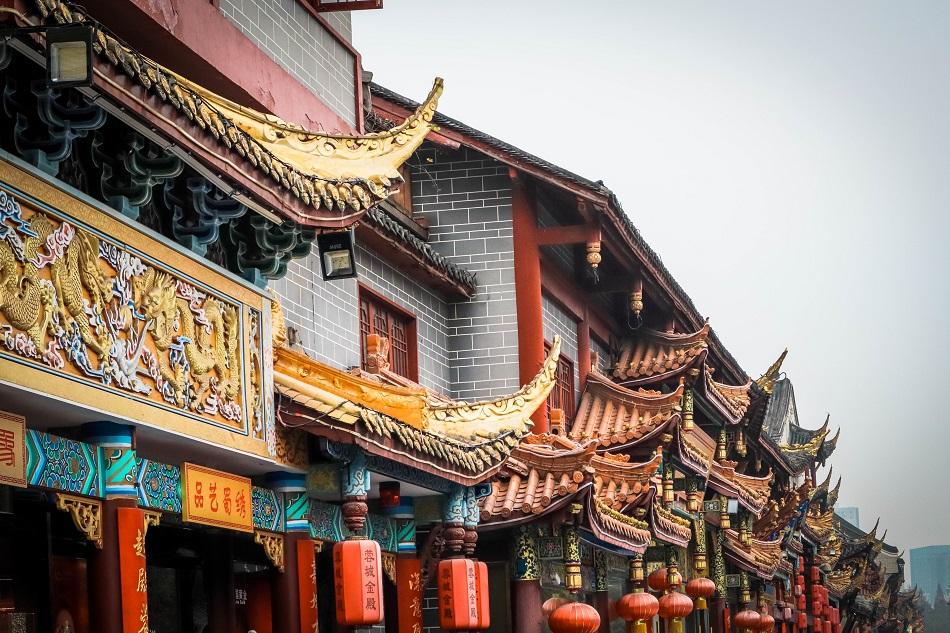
[548,601,601,633]
[543,597,571,619]
[734,609,762,633]
[438,558,479,631]
[473,560,490,630]
[685,577,716,610]
[616,591,659,633]
[333,539,383,626]
[647,567,669,593]
[810,566,820,583]
[797,594,806,610]
[658,591,693,633]
[797,612,807,630]
[814,616,823,633]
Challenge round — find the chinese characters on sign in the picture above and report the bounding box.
[181,463,253,532]
[0,410,26,488]
[395,557,423,633]
[333,539,383,626]
[117,508,150,633]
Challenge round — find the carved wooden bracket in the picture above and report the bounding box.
[55,494,103,549]
[144,510,162,533]
[254,530,285,572]
[381,551,397,585]
[419,523,446,590]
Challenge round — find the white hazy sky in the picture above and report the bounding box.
[353,2,950,560]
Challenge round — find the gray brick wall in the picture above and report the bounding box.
[410,146,520,402]
[542,293,580,407]
[269,243,452,394]
[218,0,356,126]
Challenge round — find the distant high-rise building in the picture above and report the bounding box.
[835,506,860,528]
[910,545,950,605]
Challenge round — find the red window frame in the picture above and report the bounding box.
[544,340,575,420]
[359,286,418,381]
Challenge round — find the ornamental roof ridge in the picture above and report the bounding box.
[756,349,788,395]
[568,371,683,447]
[34,0,442,227]
[612,324,710,384]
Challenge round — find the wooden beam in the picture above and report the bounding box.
[536,223,600,246]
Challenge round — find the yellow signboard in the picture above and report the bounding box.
[0,410,26,488]
[181,463,253,532]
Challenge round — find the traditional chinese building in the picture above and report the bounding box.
[0,1,923,633]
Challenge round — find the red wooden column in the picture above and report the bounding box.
[89,497,137,633]
[577,313,592,389]
[510,168,547,432]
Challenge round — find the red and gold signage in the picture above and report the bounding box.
[474,561,490,630]
[333,539,383,626]
[396,556,423,633]
[297,539,320,633]
[437,558,478,631]
[0,411,26,488]
[117,508,149,633]
[181,463,253,532]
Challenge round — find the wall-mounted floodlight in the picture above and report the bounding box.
[46,24,94,88]
[317,229,357,280]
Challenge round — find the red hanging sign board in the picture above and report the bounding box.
[395,556,423,633]
[298,540,320,633]
[117,507,149,633]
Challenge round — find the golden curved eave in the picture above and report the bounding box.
[273,337,560,440]
[36,0,442,219]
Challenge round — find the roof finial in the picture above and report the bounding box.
[755,349,788,394]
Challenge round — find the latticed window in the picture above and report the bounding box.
[545,341,575,420]
[359,288,417,380]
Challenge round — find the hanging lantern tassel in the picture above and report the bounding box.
[617,591,660,633]
[658,591,694,633]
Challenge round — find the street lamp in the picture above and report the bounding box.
[317,229,357,280]
[46,24,94,88]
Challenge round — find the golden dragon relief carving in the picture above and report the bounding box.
[0,188,249,429]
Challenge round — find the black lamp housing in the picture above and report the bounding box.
[45,23,94,88]
[317,229,357,281]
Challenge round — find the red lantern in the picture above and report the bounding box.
[797,613,807,630]
[473,561,490,630]
[758,611,776,632]
[815,616,823,632]
[783,607,793,621]
[379,481,401,509]
[333,539,383,626]
[810,566,820,582]
[543,597,571,619]
[724,607,731,633]
[549,601,601,633]
[438,559,479,631]
[797,594,805,610]
[617,591,660,633]
[658,591,694,633]
[685,577,716,610]
[823,619,831,633]
[648,567,669,592]
[796,574,805,587]
[735,609,762,633]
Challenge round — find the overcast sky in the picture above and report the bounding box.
[354,2,950,562]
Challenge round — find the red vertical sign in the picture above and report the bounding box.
[117,507,149,633]
[297,539,319,633]
[395,557,422,633]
